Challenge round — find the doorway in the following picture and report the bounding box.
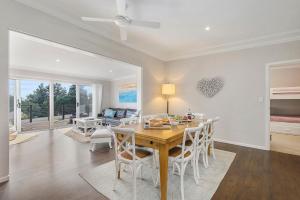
[9,30,142,134]
[266,60,300,156]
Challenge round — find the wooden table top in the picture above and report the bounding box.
[122,121,199,144]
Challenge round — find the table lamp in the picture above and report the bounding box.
[161,83,175,114]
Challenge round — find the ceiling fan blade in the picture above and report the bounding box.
[81,17,115,22]
[116,0,126,16]
[119,27,127,41]
[130,20,160,29]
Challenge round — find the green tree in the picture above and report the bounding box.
[22,83,49,118]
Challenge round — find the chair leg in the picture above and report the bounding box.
[132,167,137,200]
[193,155,199,185]
[109,141,112,149]
[180,163,187,200]
[205,144,209,167]
[113,162,120,191]
[139,165,143,179]
[211,140,216,159]
[172,162,176,175]
[90,143,96,152]
[203,150,208,168]
[89,142,93,151]
[152,150,160,187]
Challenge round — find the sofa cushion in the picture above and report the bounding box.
[126,110,137,118]
[104,109,116,118]
[105,118,122,127]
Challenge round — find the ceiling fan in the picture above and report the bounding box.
[81,0,160,41]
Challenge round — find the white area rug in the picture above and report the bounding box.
[9,133,38,145]
[58,127,91,143]
[79,149,236,200]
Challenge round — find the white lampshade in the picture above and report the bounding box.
[162,84,175,96]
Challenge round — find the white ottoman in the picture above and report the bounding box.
[89,128,113,152]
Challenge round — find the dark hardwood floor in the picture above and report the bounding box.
[0,130,300,200]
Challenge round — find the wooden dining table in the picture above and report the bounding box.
[119,121,209,200]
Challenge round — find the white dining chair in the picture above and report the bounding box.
[169,126,202,200]
[109,127,155,200]
[194,122,209,180]
[193,113,205,122]
[205,117,220,166]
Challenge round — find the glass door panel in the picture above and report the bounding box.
[53,83,76,128]
[20,80,50,132]
[8,79,16,130]
[79,85,93,117]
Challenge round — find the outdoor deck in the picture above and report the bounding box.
[21,118,72,132]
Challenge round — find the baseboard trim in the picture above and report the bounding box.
[0,175,9,183]
[215,138,268,150]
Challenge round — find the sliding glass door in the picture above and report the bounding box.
[8,79,16,130]
[9,79,95,132]
[20,80,50,132]
[53,83,76,129]
[79,85,93,117]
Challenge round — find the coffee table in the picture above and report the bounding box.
[73,118,102,136]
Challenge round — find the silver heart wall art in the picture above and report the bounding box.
[197,77,224,98]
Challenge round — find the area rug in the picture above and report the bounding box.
[61,128,91,143]
[9,133,38,145]
[79,149,236,200]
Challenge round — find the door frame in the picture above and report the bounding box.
[264,59,300,150]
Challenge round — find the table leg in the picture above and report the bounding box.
[159,144,169,200]
[84,124,87,137]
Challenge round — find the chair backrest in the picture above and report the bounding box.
[205,117,220,138]
[210,117,220,136]
[109,127,137,162]
[120,117,139,126]
[193,113,205,122]
[179,126,203,160]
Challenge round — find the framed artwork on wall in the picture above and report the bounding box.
[118,83,137,103]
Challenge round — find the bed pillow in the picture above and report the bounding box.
[104,109,116,118]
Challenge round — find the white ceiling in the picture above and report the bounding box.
[9,31,139,81]
[15,0,300,61]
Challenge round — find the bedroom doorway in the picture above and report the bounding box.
[266,60,300,156]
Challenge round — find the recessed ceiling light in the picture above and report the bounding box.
[109,70,113,73]
[205,26,211,31]
[55,59,60,62]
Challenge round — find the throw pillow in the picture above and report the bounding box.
[116,110,126,118]
[104,109,116,118]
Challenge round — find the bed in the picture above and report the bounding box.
[270,115,300,135]
[270,88,300,135]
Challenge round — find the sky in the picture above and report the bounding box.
[20,80,49,99]
[9,79,91,99]
[9,80,76,99]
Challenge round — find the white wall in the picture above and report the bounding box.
[166,41,300,149]
[270,65,300,88]
[111,76,139,109]
[0,23,9,183]
[0,0,166,182]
